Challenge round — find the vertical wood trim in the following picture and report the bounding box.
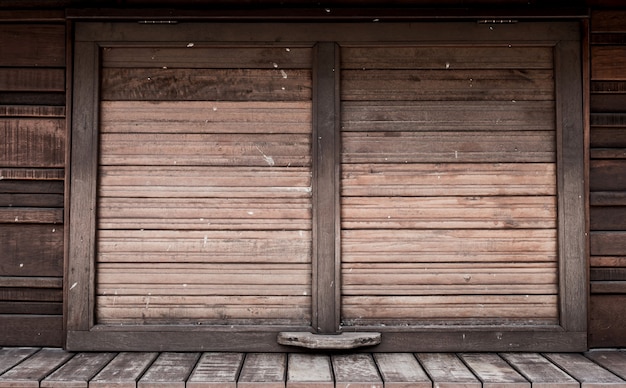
[312,42,341,334]
[555,34,587,335]
[66,38,99,332]
[63,18,73,344]
[582,18,592,336]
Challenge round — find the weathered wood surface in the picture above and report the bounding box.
[3,349,626,387]
[0,24,65,67]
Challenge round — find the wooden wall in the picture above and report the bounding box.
[588,9,626,347]
[0,17,66,346]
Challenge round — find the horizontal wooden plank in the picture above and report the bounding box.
[591,81,626,94]
[372,353,430,388]
[100,132,311,167]
[332,354,382,388]
[341,46,553,70]
[544,353,626,387]
[101,101,311,134]
[187,352,244,388]
[0,68,65,92]
[0,105,65,118]
[342,196,556,229]
[342,229,557,263]
[0,208,63,224]
[342,131,555,163]
[238,353,286,388]
[592,46,626,81]
[341,69,554,101]
[0,347,39,375]
[138,352,200,388]
[0,316,63,347]
[590,160,626,191]
[342,163,556,197]
[0,288,62,303]
[592,10,626,33]
[97,229,311,263]
[591,231,626,256]
[98,166,311,198]
[0,24,65,67]
[0,193,64,207]
[592,128,626,148]
[591,148,626,159]
[0,169,64,181]
[0,348,72,386]
[459,353,529,387]
[101,68,311,101]
[90,352,159,388]
[500,352,579,387]
[416,353,481,388]
[0,118,65,168]
[591,94,626,113]
[592,268,626,281]
[0,301,62,315]
[99,197,311,230]
[0,224,63,277]
[342,101,555,132]
[591,191,626,206]
[103,46,312,69]
[0,276,62,289]
[586,350,626,381]
[0,179,64,193]
[287,353,333,388]
[591,206,626,230]
[591,281,626,293]
[41,352,117,388]
[0,92,65,106]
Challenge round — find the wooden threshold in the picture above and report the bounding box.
[2,348,626,387]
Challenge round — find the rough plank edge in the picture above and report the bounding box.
[277,332,381,350]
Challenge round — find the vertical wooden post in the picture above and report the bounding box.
[312,42,341,334]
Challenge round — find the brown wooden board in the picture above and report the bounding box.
[138,352,200,388]
[591,160,626,191]
[592,46,626,81]
[0,118,65,168]
[500,352,579,388]
[459,353,530,387]
[186,352,244,388]
[0,348,73,386]
[331,354,382,388]
[0,24,65,67]
[0,224,63,277]
[237,353,286,388]
[586,351,626,380]
[591,206,626,230]
[0,68,65,92]
[286,353,333,388]
[590,294,626,347]
[415,353,481,388]
[373,353,430,388]
[0,348,39,375]
[544,353,626,387]
[90,352,159,388]
[41,352,117,388]
[0,316,63,347]
[591,231,626,256]
[592,10,626,33]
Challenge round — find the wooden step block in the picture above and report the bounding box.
[459,353,530,388]
[286,353,333,388]
[373,353,431,388]
[41,352,116,388]
[332,354,383,388]
[500,353,578,388]
[237,353,286,388]
[416,353,481,388]
[186,352,244,388]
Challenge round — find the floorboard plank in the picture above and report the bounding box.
[237,353,286,388]
[137,352,199,388]
[459,353,530,388]
[186,352,244,388]
[286,353,333,388]
[0,348,39,375]
[332,353,383,388]
[544,353,626,388]
[373,353,431,388]
[585,351,626,381]
[416,353,481,388]
[89,352,158,388]
[0,348,73,388]
[41,352,117,388]
[500,353,579,388]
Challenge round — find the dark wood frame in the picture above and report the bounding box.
[67,21,587,351]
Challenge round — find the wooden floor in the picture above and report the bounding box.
[2,348,626,387]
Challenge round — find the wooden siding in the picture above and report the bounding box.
[0,20,66,346]
[589,9,626,347]
[96,46,314,325]
[340,45,559,326]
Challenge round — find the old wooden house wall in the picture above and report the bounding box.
[589,9,626,347]
[0,4,625,348]
[0,14,66,346]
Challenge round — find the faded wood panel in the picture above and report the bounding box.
[98,197,311,230]
[592,46,626,81]
[592,10,626,33]
[103,46,312,69]
[101,101,311,134]
[138,352,200,388]
[0,224,63,277]
[0,118,65,167]
[0,169,64,181]
[98,166,311,198]
[416,353,481,388]
[342,229,557,263]
[586,351,626,381]
[592,128,626,148]
[0,92,66,106]
[99,132,311,167]
[544,353,626,387]
[0,316,63,347]
[342,196,556,229]
[187,352,244,388]
[41,352,117,388]
[342,163,556,197]
[342,101,555,132]
[0,105,65,118]
[459,353,530,388]
[500,353,579,388]
[0,301,62,315]
[0,347,39,375]
[591,160,626,191]
[332,354,383,388]
[342,131,555,164]
[341,69,554,101]
[590,294,626,347]
[101,68,312,101]
[372,353,430,388]
[0,348,73,386]
[0,193,64,207]
[591,207,626,230]
[0,208,63,224]
[0,24,65,67]
[0,68,65,92]
[90,352,159,388]
[286,354,333,388]
[0,287,62,303]
[237,353,286,388]
[341,46,554,70]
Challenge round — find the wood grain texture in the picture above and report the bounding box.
[592,46,626,81]
[41,352,117,388]
[0,348,72,386]
[0,68,65,92]
[138,352,200,388]
[373,353,430,388]
[416,353,481,388]
[459,353,530,388]
[590,294,626,347]
[286,354,333,388]
[90,352,159,388]
[544,353,626,387]
[187,352,244,388]
[237,353,286,388]
[0,118,65,168]
[0,224,63,277]
[0,24,65,67]
[0,348,39,375]
[500,352,579,388]
[332,354,383,388]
